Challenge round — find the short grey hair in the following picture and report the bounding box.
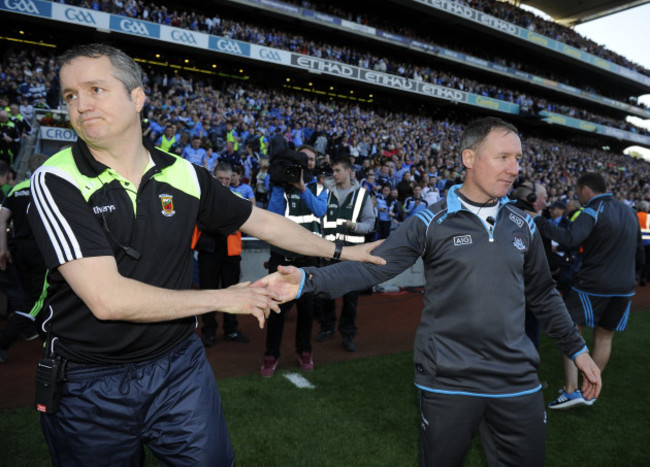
[58,43,143,95]
[459,117,518,153]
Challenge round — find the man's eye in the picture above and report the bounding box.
[64,94,77,103]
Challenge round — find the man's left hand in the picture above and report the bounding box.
[574,352,602,402]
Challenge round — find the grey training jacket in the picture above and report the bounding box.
[301,185,586,397]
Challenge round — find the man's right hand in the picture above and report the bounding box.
[216,282,283,328]
[290,169,306,192]
[251,265,304,304]
[341,240,386,265]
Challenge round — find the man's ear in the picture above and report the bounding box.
[461,149,474,169]
[132,87,146,113]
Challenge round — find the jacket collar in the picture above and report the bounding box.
[71,137,176,178]
[586,193,613,206]
[446,184,513,213]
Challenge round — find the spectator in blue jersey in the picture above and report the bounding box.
[230,165,256,204]
[181,135,207,166]
[375,184,395,239]
[404,185,429,218]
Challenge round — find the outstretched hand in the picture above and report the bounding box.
[217,282,282,329]
[341,240,386,265]
[251,265,304,304]
[574,352,602,402]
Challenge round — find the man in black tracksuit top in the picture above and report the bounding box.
[257,117,601,466]
[534,172,643,410]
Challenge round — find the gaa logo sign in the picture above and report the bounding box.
[259,48,282,62]
[215,39,243,55]
[453,235,472,246]
[120,19,150,36]
[171,30,197,45]
[4,0,39,13]
[65,8,96,24]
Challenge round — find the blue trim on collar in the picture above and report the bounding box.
[447,184,513,213]
[587,193,612,206]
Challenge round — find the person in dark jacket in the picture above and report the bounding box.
[534,172,643,410]
[512,180,551,349]
[255,117,601,466]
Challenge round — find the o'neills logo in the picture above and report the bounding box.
[159,194,175,217]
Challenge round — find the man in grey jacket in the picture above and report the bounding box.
[255,117,601,466]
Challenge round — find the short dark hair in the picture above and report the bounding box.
[459,117,518,153]
[297,144,317,156]
[214,163,232,174]
[332,157,352,170]
[58,43,143,94]
[577,172,606,194]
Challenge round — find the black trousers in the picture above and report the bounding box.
[197,250,241,337]
[265,252,319,358]
[419,390,545,467]
[0,261,32,350]
[320,291,359,338]
[13,238,48,309]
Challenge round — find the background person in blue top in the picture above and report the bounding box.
[181,134,207,166]
[255,116,602,467]
[230,164,256,204]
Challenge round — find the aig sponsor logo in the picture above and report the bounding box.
[65,7,96,24]
[453,235,472,246]
[4,0,39,14]
[119,18,151,36]
[509,213,524,229]
[171,29,197,44]
[259,48,282,62]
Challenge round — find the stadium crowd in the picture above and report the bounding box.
[58,0,650,132]
[302,0,650,77]
[2,45,649,209]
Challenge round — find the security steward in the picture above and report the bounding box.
[261,144,327,377]
[316,157,376,352]
[155,124,177,152]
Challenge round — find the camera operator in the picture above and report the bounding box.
[512,180,553,350]
[261,144,327,377]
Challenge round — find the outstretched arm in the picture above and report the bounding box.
[241,206,386,264]
[59,255,280,328]
[254,215,425,302]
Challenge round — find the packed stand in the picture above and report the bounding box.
[62,0,650,133]
[2,46,650,209]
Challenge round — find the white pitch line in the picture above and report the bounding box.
[283,372,316,389]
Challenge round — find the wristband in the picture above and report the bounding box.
[332,240,344,261]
